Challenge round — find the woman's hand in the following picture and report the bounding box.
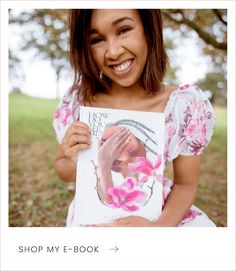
[94,216,156,227]
[61,121,91,165]
[98,128,130,168]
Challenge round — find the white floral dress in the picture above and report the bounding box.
[53,84,216,227]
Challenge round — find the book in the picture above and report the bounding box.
[73,106,165,225]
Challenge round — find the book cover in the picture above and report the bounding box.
[73,106,165,225]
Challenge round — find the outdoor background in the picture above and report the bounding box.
[9,9,227,227]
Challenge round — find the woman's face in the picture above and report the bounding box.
[101,126,146,173]
[89,9,148,89]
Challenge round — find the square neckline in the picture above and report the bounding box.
[82,85,181,114]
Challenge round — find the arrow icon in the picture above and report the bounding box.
[109,246,118,252]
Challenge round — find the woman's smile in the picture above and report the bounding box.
[109,59,134,75]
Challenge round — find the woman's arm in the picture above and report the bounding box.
[54,145,77,182]
[54,121,91,182]
[155,155,200,227]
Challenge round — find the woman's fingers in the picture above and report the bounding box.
[61,121,92,163]
[66,134,91,148]
[64,143,90,164]
[62,122,91,144]
[93,219,126,227]
[64,121,91,139]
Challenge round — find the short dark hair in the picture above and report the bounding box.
[68,9,168,102]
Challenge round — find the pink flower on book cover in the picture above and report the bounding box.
[54,108,71,126]
[128,156,163,184]
[106,178,146,212]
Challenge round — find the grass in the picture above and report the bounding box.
[9,93,227,226]
[196,106,227,226]
[9,93,75,226]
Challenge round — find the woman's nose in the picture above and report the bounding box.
[105,38,124,60]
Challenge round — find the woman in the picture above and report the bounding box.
[53,9,216,227]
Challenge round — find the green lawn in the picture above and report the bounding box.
[9,93,74,226]
[196,106,227,226]
[9,93,227,226]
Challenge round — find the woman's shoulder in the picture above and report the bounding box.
[62,85,80,102]
[165,83,216,158]
[165,83,215,123]
[166,83,211,106]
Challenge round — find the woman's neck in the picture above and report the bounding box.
[89,83,175,112]
[107,82,148,102]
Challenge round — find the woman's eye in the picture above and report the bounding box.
[118,27,132,35]
[90,37,104,45]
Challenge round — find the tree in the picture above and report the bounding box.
[9,48,25,92]
[9,9,69,98]
[9,9,227,103]
[162,9,227,51]
[162,9,227,104]
[197,72,227,105]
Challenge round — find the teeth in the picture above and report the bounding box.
[113,60,132,72]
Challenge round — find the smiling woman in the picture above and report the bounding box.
[89,10,148,91]
[53,9,216,227]
[68,9,167,102]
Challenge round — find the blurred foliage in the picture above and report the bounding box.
[9,49,25,89]
[9,9,227,103]
[9,9,69,97]
[162,9,227,51]
[198,72,227,105]
[162,9,227,105]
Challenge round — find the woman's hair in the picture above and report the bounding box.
[68,9,168,102]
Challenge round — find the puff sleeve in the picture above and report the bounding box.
[52,88,80,144]
[167,85,216,160]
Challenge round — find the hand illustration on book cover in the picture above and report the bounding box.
[91,121,163,211]
[74,107,165,225]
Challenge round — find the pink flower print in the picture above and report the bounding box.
[128,156,163,184]
[61,108,71,126]
[164,143,168,162]
[106,178,146,212]
[54,108,61,120]
[121,177,135,190]
[185,120,196,136]
[180,209,202,225]
[185,118,206,142]
[179,84,190,91]
[54,107,71,127]
[169,125,175,137]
